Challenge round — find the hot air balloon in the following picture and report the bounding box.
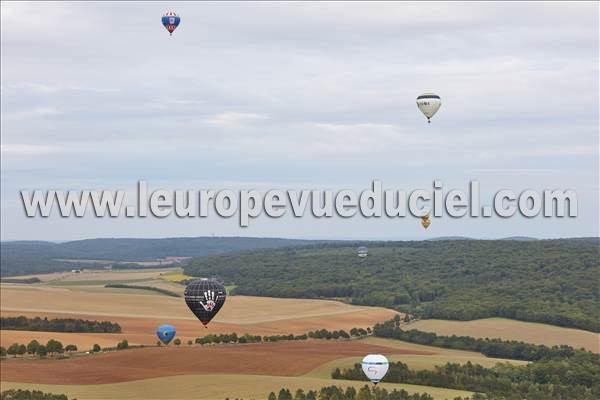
[156,324,176,345]
[162,11,181,36]
[184,279,226,327]
[421,213,431,229]
[357,246,369,258]
[416,93,441,123]
[362,354,389,384]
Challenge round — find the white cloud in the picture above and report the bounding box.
[205,112,267,126]
[1,144,62,155]
[2,107,63,120]
[0,2,597,239]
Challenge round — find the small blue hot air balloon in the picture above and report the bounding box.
[162,11,181,36]
[156,324,176,345]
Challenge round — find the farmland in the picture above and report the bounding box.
[408,318,599,353]
[0,375,473,400]
[0,273,475,399]
[1,267,597,399]
[0,275,397,350]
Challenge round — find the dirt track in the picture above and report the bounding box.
[0,340,435,385]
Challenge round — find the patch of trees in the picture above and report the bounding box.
[192,328,369,346]
[1,339,78,358]
[0,389,71,400]
[333,357,600,400]
[104,284,181,297]
[265,385,438,400]
[0,277,41,284]
[373,316,590,362]
[184,238,600,332]
[0,339,138,359]
[1,316,121,333]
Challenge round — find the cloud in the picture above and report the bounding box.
[1,144,63,155]
[205,112,267,126]
[0,2,597,239]
[2,107,63,120]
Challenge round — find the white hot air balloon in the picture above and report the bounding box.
[361,354,389,384]
[357,246,369,258]
[416,93,441,123]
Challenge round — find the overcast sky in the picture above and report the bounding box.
[1,2,598,241]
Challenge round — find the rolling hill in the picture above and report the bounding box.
[184,238,600,332]
[0,237,326,276]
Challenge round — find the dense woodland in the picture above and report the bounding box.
[0,237,323,276]
[185,238,599,331]
[0,316,121,333]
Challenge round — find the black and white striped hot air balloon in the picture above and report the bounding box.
[416,93,441,123]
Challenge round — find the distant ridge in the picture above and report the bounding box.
[0,237,327,277]
[500,236,539,241]
[426,236,473,241]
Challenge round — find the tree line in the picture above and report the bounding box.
[264,385,443,400]
[345,316,600,400]
[165,328,371,347]
[0,277,41,284]
[0,339,131,359]
[0,389,71,400]
[184,238,599,332]
[1,339,77,358]
[104,284,181,297]
[374,315,589,362]
[1,316,121,333]
[333,357,599,400]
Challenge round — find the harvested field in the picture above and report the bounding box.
[0,374,473,400]
[306,338,528,378]
[5,268,176,284]
[0,341,434,385]
[0,285,394,325]
[409,318,600,353]
[1,285,396,349]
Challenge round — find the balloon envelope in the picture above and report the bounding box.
[162,11,181,35]
[357,246,369,258]
[421,213,431,229]
[156,324,176,344]
[184,279,226,326]
[362,354,389,384]
[416,93,441,123]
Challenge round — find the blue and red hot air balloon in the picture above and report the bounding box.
[162,12,181,36]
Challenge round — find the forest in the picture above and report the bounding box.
[184,238,599,332]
